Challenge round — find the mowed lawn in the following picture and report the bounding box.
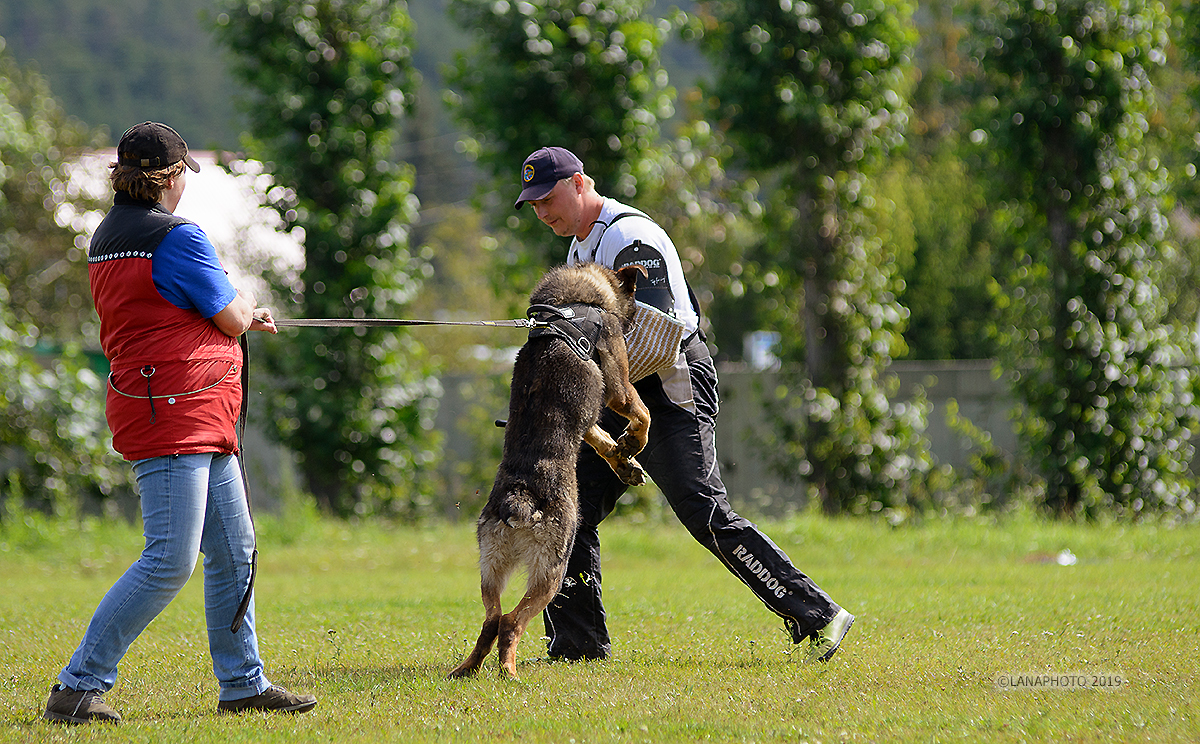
[1,508,1197,743]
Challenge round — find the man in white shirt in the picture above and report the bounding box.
[516,146,855,663]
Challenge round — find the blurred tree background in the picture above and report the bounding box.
[1,0,1200,521]
[0,45,134,514]
[444,0,681,300]
[688,0,932,515]
[0,44,105,347]
[212,0,440,518]
[967,0,1198,518]
[0,0,246,150]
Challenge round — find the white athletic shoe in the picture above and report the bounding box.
[805,608,855,663]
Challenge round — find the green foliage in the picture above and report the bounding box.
[756,359,936,515]
[691,0,913,182]
[1168,0,1200,329]
[619,114,768,353]
[692,0,931,513]
[0,41,129,516]
[213,0,440,517]
[0,44,103,346]
[0,280,133,518]
[941,396,1043,513]
[408,205,525,372]
[447,0,674,193]
[446,0,678,285]
[404,206,517,520]
[1181,0,1200,199]
[887,146,1000,360]
[969,0,1199,518]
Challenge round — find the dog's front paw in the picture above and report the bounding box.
[613,457,646,487]
[612,433,646,461]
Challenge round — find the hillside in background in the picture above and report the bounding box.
[0,0,242,149]
[0,0,704,208]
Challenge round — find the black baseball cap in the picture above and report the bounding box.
[117,122,200,172]
[514,146,583,209]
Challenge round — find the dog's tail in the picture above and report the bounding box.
[497,487,543,529]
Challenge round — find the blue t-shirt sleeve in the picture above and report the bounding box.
[151,223,239,318]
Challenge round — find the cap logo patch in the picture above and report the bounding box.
[523,164,535,183]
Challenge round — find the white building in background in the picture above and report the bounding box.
[59,149,305,302]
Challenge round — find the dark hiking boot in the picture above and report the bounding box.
[804,608,855,663]
[43,684,121,724]
[217,685,317,715]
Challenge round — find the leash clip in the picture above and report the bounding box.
[526,304,576,325]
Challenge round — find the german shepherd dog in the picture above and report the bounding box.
[449,263,651,679]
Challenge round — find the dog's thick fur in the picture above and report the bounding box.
[449,263,651,679]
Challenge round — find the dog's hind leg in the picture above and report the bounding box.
[451,536,516,679]
[495,571,565,680]
[448,579,504,678]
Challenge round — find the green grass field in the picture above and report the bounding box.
[1,507,1197,743]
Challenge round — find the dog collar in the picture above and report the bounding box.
[527,303,606,363]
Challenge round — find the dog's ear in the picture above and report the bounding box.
[615,264,647,296]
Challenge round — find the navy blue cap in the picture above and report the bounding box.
[515,147,583,209]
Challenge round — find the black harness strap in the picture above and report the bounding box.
[527,303,606,363]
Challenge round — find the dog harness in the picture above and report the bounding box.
[526,303,606,363]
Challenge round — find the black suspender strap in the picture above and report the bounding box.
[595,211,703,318]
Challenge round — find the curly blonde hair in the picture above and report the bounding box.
[109,160,185,203]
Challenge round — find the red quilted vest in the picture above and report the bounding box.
[88,193,242,460]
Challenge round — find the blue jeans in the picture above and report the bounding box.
[58,453,270,701]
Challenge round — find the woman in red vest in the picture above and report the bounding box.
[44,122,315,724]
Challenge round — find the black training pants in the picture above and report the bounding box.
[542,338,841,660]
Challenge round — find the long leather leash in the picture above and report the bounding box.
[275,317,533,328]
[231,333,257,633]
